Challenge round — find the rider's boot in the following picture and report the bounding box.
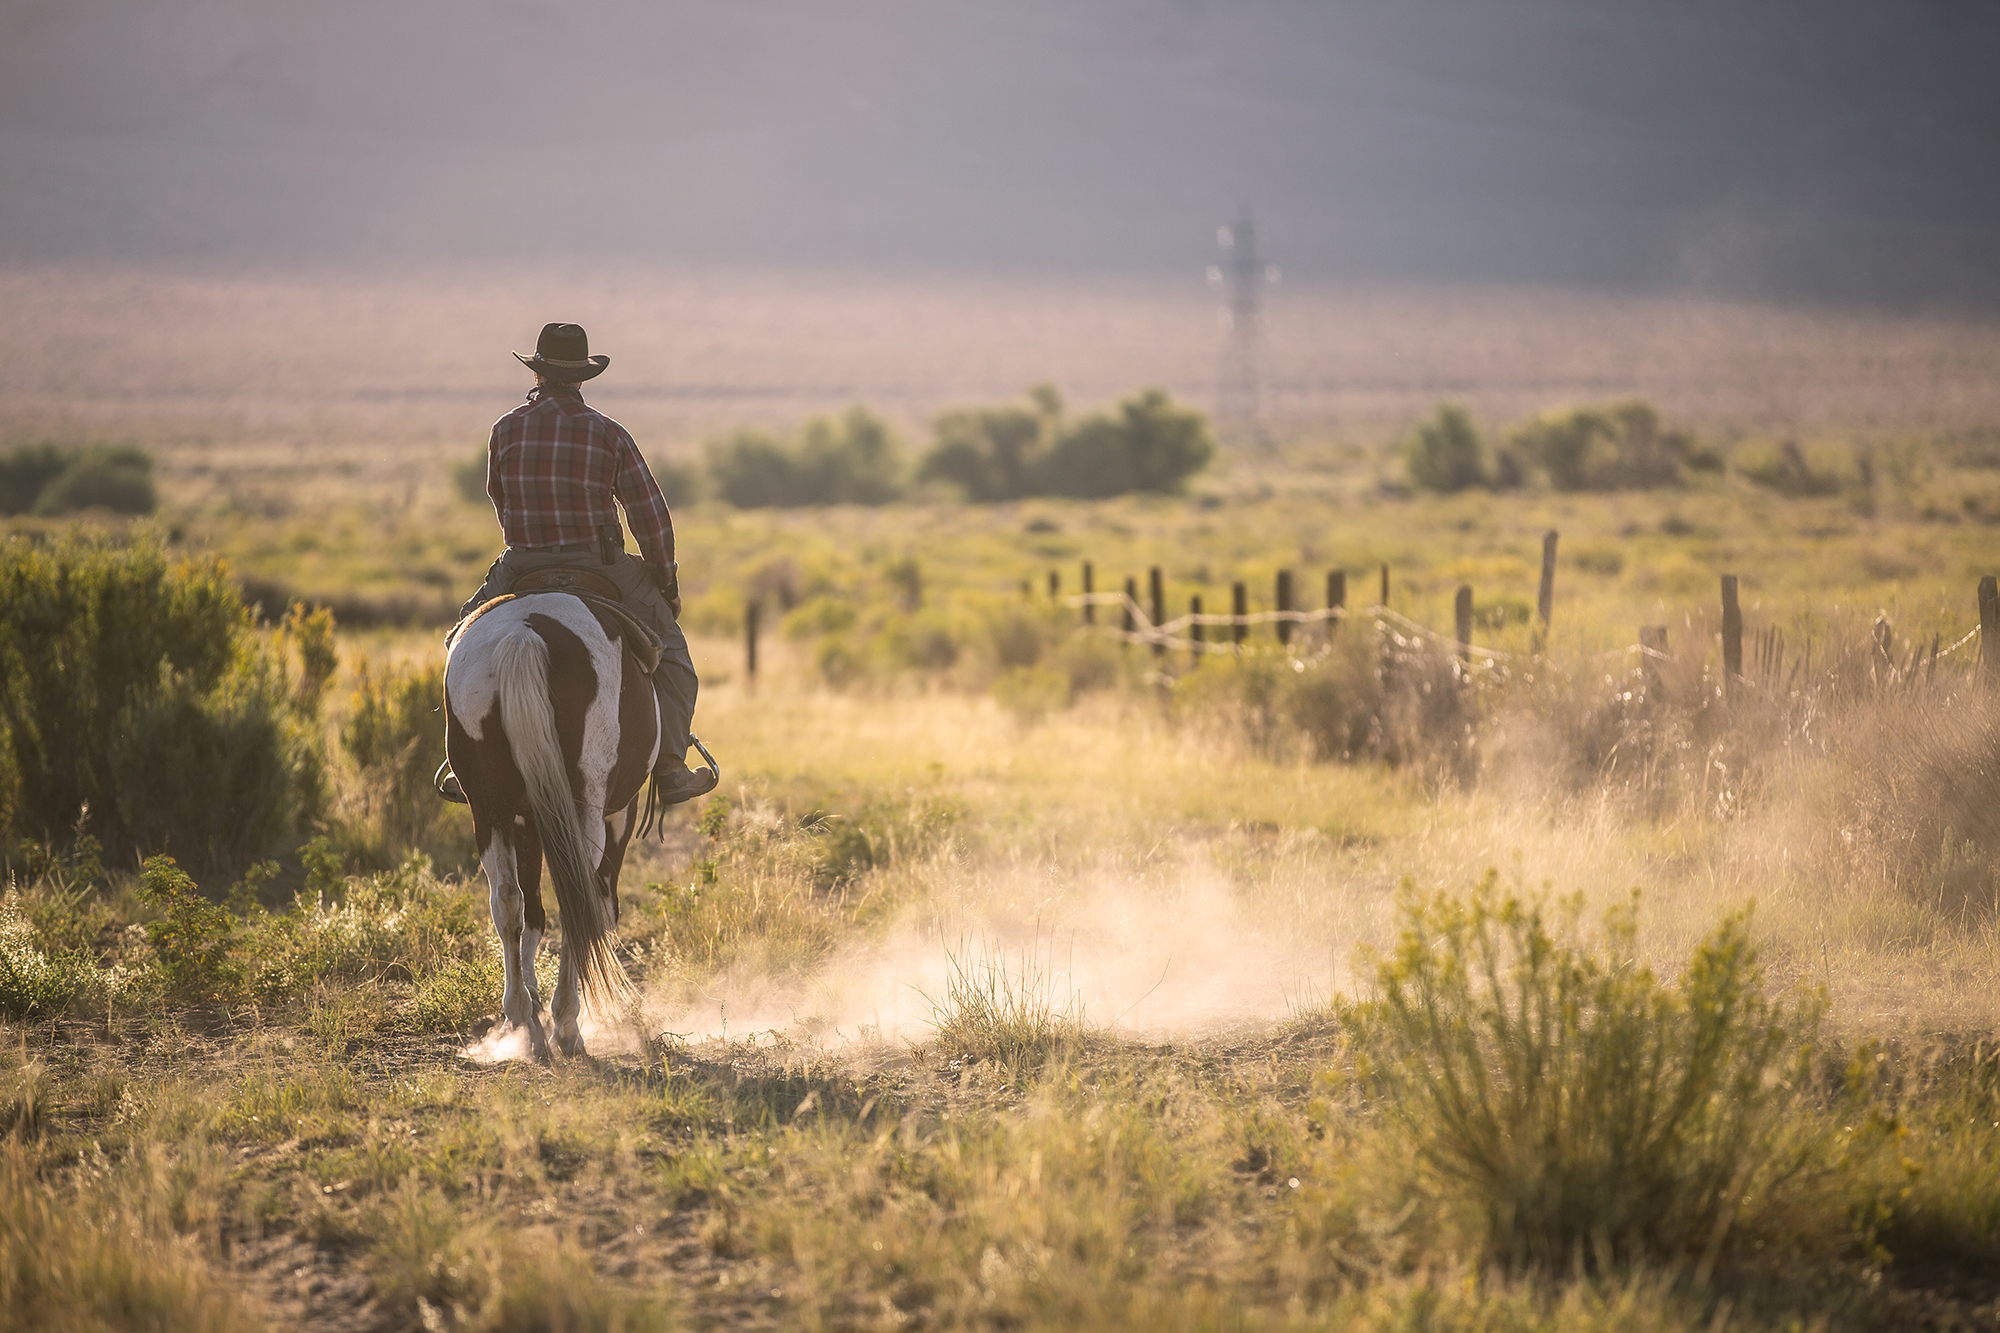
[652,675,716,806]
[437,760,468,804]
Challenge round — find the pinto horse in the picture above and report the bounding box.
[444,591,663,1058]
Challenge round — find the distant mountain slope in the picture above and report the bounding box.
[1,0,1994,302]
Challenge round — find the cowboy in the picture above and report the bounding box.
[439,322,713,806]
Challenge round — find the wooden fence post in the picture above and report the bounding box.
[1455,585,1473,667]
[1379,563,1389,608]
[1149,567,1165,658]
[745,600,759,691]
[1122,577,1137,638]
[1047,570,1059,598]
[1327,570,1346,636]
[1537,530,1558,630]
[1721,574,1743,697]
[1981,575,2000,686]
[1190,595,1204,669]
[1640,625,1667,697]
[1232,582,1248,648]
[1276,569,1294,646]
[1082,562,1095,625]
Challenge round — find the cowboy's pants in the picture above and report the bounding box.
[461,547,697,765]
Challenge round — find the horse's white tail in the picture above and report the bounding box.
[491,626,628,1007]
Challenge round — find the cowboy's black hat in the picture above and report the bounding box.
[514,322,609,382]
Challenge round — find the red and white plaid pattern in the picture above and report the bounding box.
[485,386,674,568]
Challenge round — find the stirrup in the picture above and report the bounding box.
[435,761,468,804]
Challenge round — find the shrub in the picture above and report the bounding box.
[0,893,109,1019]
[917,386,1213,501]
[0,442,156,516]
[340,656,448,855]
[0,445,70,515]
[1510,401,1692,492]
[919,400,1050,501]
[0,536,326,869]
[451,452,488,505]
[112,655,326,873]
[1340,877,1818,1268]
[1403,404,1488,493]
[707,407,904,507]
[1029,388,1212,499]
[34,446,158,515]
[136,856,242,1004]
[1737,439,1843,497]
[410,954,502,1032]
[650,454,704,507]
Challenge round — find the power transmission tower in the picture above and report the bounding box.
[1209,209,1277,442]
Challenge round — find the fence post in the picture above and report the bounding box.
[1537,530,1558,630]
[1640,625,1667,697]
[1379,563,1389,608]
[1232,582,1248,648]
[1082,562,1095,625]
[1047,570,1060,599]
[1455,585,1473,667]
[1149,567,1166,658]
[1327,569,1346,636]
[745,600,760,692]
[1276,569,1294,646]
[1190,595,1204,669]
[1122,577,1137,638]
[1721,574,1743,697]
[1981,575,2000,686]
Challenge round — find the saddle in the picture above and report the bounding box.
[456,567,663,674]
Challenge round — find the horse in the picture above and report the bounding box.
[443,589,673,1058]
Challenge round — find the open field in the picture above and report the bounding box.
[5,267,2000,1329]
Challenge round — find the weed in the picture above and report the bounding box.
[411,954,503,1033]
[925,942,1086,1073]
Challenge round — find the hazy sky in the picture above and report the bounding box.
[3,0,1995,303]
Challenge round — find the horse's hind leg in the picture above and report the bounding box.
[483,818,549,1060]
[516,814,549,1019]
[552,947,585,1057]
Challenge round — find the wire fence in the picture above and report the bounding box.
[1043,555,2000,691]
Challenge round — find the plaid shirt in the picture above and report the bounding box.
[486,384,674,570]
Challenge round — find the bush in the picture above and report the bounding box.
[1341,877,1817,1268]
[917,386,1213,501]
[0,442,156,516]
[340,656,448,856]
[451,452,488,505]
[1403,404,1488,493]
[0,893,109,1019]
[136,856,242,1004]
[0,536,326,871]
[919,398,1051,501]
[410,954,502,1032]
[650,455,704,507]
[1737,439,1843,497]
[1510,401,1693,492]
[707,407,904,507]
[112,655,326,873]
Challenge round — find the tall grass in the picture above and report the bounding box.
[925,941,1087,1072]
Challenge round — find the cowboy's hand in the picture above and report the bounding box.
[646,559,681,619]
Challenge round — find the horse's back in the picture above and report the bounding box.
[446,592,655,810]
